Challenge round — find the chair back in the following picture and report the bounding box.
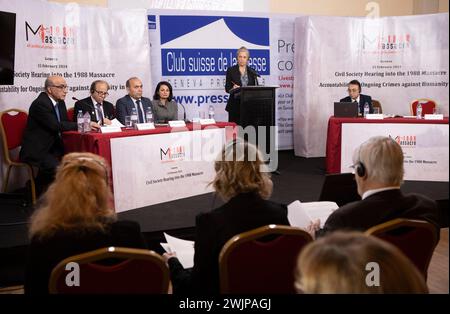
[219,224,312,294]
[49,247,170,294]
[365,218,438,279]
[67,107,75,122]
[372,99,382,114]
[0,109,28,164]
[410,99,437,116]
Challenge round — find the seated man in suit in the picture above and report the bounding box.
[340,80,373,116]
[308,136,440,239]
[115,77,152,125]
[20,75,99,195]
[73,80,115,125]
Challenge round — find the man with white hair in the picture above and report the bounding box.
[310,136,440,238]
[20,75,99,195]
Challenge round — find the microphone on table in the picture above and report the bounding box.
[179,102,188,123]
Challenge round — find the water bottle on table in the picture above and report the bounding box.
[77,110,84,133]
[363,102,370,117]
[208,105,215,120]
[131,107,138,128]
[146,108,154,123]
[416,103,422,119]
[83,112,91,132]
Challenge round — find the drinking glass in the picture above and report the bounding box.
[125,115,132,128]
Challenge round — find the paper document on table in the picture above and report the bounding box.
[161,232,195,269]
[287,200,338,229]
[109,118,124,127]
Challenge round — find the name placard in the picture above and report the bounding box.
[365,114,384,120]
[424,114,444,120]
[100,126,122,133]
[168,120,187,127]
[136,123,155,130]
[200,118,216,125]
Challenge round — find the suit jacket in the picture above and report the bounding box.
[340,94,374,114]
[25,220,147,294]
[115,95,152,125]
[72,96,115,123]
[168,191,290,294]
[225,65,257,123]
[317,189,440,238]
[20,92,77,167]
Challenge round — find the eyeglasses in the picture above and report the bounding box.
[95,90,109,96]
[347,88,359,93]
[51,85,69,90]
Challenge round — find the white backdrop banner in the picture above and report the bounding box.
[341,123,449,182]
[0,0,151,190]
[111,128,225,212]
[147,10,296,150]
[294,14,449,157]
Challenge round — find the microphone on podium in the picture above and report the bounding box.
[247,67,260,86]
[247,67,260,78]
[72,96,80,101]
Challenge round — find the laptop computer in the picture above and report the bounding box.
[334,102,359,118]
[319,173,361,206]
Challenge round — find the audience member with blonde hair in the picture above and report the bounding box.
[309,136,439,238]
[295,231,428,293]
[163,139,289,294]
[25,152,146,294]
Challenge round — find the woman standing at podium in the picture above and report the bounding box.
[225,46,257,124]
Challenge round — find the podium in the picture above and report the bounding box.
[237,86,278,155]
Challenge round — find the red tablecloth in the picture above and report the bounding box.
[63,122,236,167]
[326,116,449,174]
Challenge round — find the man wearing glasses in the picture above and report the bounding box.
[20,75,99,195]
[73,80,115,125]
[340,80,373,116]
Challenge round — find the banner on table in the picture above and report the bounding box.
[294,14,449,157]
[341,123,449,182]
[147,10,296,150]
[111,127,226,212]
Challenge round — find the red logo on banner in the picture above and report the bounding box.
[393,135,416,148]
[25,21,76,49]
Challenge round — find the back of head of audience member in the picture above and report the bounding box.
[29,152,115,240]
[352,136,404,196]
[211,139,272,201]
[295,231,428,294]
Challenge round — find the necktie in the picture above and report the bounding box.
[55,103,61,122]
[96,103,104,124]
[354,100,360,113]
[136,99,144,123]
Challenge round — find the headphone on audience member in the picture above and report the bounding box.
[354,145,366,178]
[355,160,366,178]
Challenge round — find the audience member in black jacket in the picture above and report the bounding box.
[308,136,440,239]
[25,152,146,294]
[164,140,290,294]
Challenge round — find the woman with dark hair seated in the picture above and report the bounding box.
[151,81,178,123]
[163,139,290,294]
[25,152,147,294]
